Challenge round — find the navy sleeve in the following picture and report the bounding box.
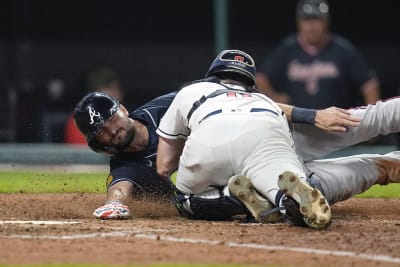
[107,158,171,196]
[344,45,376,89]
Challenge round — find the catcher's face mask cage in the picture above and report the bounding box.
[205,49,257,88]
[73,91,120,155]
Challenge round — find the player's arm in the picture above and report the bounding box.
[361,78,380,105]
[156,137,185,178]
[156,89,189,178]
[278,103,361,132]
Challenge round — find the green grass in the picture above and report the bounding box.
[0,171,399,198]
[0,171,106,193]
[357,183,400,198]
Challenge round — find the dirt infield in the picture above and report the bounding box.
[0,193,399,267]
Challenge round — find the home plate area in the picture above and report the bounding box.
[0,193,399,267]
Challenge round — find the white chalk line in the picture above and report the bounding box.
[1,230,400,264]
[0,220,81,225]
[5,231,400,264]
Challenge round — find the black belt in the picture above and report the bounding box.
[198,108,279,123]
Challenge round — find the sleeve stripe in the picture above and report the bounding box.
[143,109,157,127]
[156,128,188,138]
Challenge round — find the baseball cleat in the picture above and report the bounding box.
[228,175,280,223]
[93,201,130,219]
[278,171,331,229]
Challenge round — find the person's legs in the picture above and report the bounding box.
[293,98,400,161]
[174,115,255,220]
[233,113,331,228]
[304,151,400,205]
[176,112,331,228]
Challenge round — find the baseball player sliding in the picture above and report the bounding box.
[156,50,400,229]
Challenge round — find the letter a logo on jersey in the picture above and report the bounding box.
[88,106,101,125]
[234,55,245,62]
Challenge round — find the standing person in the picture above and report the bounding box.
[256,0,380,109]
[156,49,400,229]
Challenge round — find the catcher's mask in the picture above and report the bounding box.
[205,49,256,90]
[73,91,120,155]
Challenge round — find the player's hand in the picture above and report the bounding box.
[93,201,130,219]
[315,107,361,132]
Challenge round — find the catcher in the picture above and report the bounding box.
[156,49,400,229]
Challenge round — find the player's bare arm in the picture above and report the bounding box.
[92,181,132,219]
[314,106,361,132]
[361,78,380,105]
[105,181,134,203]
[156,137,186,178]
[278,103,361,132]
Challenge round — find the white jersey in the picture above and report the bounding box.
[157,81,283,140]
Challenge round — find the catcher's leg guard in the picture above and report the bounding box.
[278,171,331,229]
[168,171,247,221]
[228,175,281,223]
[185,194,247,220]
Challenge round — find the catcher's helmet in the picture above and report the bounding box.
[205,50,256,88]
[73,91,120,154]
[296,0,329,19]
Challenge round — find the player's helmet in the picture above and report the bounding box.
[205,50,256,89]
[73,91,120,155]
[296,0,330,19]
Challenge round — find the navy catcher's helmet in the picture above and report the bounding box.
[205,50,256,88]
[73,91,120,155]
[296,0,329,19]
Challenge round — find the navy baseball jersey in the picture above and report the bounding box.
[260,34,376,109]
[106,91,177,195]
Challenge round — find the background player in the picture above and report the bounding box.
[256,0,380,109]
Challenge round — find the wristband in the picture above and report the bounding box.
[291,107,317,124]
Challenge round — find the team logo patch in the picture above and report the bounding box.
[88,106,101,125]
[106,174,114,187]
[234,55,245,62]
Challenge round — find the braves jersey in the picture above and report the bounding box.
[107,91,177,194]
[157,81,282,140]
[260,34,376,109]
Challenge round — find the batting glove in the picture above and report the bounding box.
[93,201,130,219]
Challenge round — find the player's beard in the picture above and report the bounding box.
[114,127,135,151]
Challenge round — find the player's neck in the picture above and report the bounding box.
[220,79,248,90]
[126,120,149,152]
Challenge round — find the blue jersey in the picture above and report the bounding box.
[106,91,177,195]
[260,34,376,109]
